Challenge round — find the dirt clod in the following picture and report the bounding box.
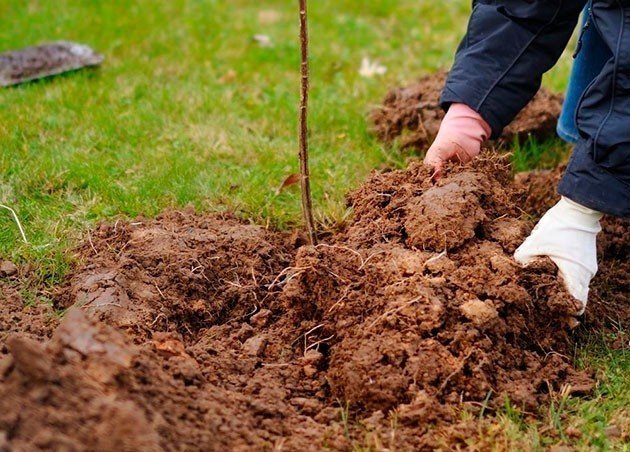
[460,299,498,327]
[0,261,17,278]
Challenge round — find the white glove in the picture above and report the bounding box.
[514,197,603,314]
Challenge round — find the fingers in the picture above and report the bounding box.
[424,138,478,180]
[422,103,489,180]
[452,141,474,164]
[424,153,444,180]
[423,151,443,180]
[423,140,453,180]
[429,164,443,181]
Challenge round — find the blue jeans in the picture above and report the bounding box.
[556,6,612,144]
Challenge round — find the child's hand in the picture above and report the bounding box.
[423,103,491,178]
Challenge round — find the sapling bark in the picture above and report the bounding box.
[299,0,317,245]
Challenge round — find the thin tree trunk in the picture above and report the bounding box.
[298,0,317,245]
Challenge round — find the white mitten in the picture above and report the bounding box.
[514,197,603,314]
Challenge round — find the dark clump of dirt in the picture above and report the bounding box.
[0,309,161,451]
[3,215,347,451]
[369,71,563,152]
[1,159,627,450]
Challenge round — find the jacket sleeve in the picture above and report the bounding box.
[441,0,586,138]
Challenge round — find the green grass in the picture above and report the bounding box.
[0,1,626,449]
[485,339,629,451]
[0,0,574,273]
[510,137,571,173]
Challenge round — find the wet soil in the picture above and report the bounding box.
[2,158,626,450]
[369,71,564,152]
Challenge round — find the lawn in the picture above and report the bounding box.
[0,0,626,449]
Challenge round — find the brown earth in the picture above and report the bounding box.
[2,157,627,450]
[0,277,57,346]
[369,71,564,152]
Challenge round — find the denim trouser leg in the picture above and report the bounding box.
[556,7,612,144]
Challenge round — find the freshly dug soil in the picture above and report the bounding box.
[0,280,57,346]
[514,166,565,218]
[1,161,627,450]
[369,71,564,152]
[58,210,296,340]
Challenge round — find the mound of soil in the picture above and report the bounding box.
[369,72,563,152]
[284,159,590,421]
[1,309,161,451]
[1,160,627,450]
[3,214,344,451]
[58,210,296,340]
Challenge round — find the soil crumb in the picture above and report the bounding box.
[1,160,627,450]
[369,71,563,152]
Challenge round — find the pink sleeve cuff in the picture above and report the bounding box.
[442,103,492,143]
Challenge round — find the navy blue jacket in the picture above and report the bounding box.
[441,0,630,218]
